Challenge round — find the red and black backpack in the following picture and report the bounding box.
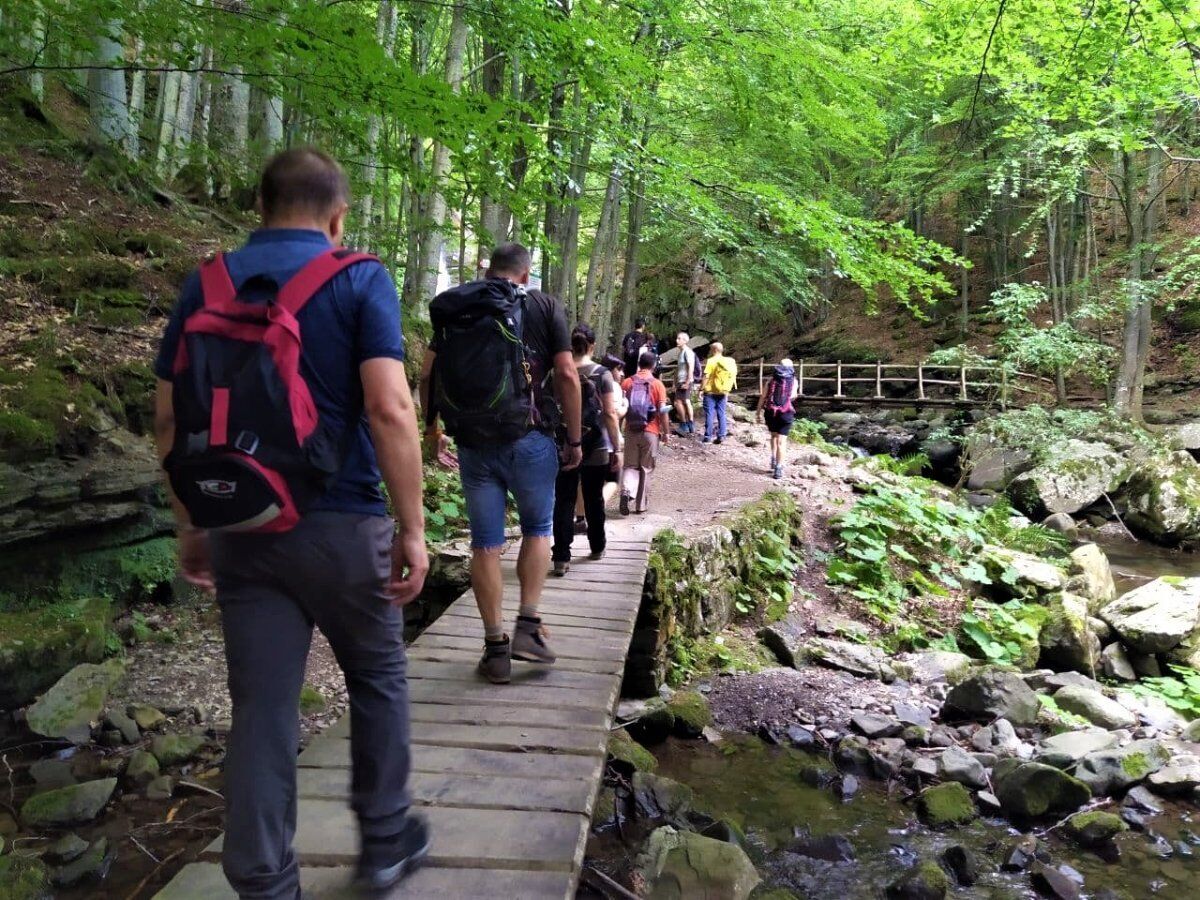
[164,248,377,533]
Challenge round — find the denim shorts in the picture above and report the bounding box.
[457,429,559,550]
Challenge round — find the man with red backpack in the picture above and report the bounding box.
[756,357,800,480]
[153,148,430,897]
[620,350,671,516]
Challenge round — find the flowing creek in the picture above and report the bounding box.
[585,535,1200,898]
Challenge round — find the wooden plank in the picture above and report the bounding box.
[435,608,634,633]
[205,801,589,872]
[417,723,604,754]
[407,660,620,691]
[325,702,609,737]
[296,768,598,815]
[300,738,604,781]
[407,649,624,675]
[410,632,629,663]
[421,615,632,644]
[408,681,619,712]
[155,862,574,900]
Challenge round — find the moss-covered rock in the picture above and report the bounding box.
[636,826,761,900]
[1120,451,1200,545]
[0,597,114,710]
[0,854,51,900]
[1061,811,1128,847]
[886,860,949,899]
[916,782,977,828]
[667,691,712,738]
[299,684,326,715]
[25,659,123,743]
[607,728,657,774]
[20,778,117,828]
[632,771,694,825]
[1038,593,1101,674]
[150,733,206,767]
[125,749,160,788]
[628,492,803,695]
[994,762,1091,819]
[128,703,167,731]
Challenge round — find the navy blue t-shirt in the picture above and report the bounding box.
[153,228,405,517]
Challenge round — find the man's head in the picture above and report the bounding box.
[676,332,689,347]
[259,147,351,243]
[635,317,646,332]
[710,342,724,357]
[486,243,532,284]
[638,349,657,372]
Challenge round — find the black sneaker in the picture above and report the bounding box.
[477,636,512,684]
[714,437,723,445]
[355,814,431,893]
[619,495,630,517]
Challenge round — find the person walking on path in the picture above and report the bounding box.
[420,243,582,685]
[672,332,698,437]
[621,316,656,376]
[701,342,738,444]
[153,148,431,897]
[756,358,800,480]
[552,324,621,575]
[619,350,670,516]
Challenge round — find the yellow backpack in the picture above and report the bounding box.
[706,356,737,394]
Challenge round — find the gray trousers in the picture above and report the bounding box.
[211,512,411,900]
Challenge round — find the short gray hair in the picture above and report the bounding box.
[677,332,690,343]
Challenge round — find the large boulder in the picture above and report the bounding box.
[636,826,760,900]
[0,597,115,710]
[980,546,1066,599]
[1099,577,1200,654]
[916,782,978,828]
[25,660,124,743]
[632,773,693,826]
[803,637,895,681]
[1067,544,1117,610]
[1146,753,1200,797]
[1120,451,1200,545]
[1052,685,1137,730]
[1009,440,1132,516]
[1038,593,1100,674]
[1035,729,1121,769]
[1074,739,1170,796]
[20,778,117,828]
[994,762,1091,819]
[942,668,1040,726]
[899,650,974,685]
[964,434,1032,491]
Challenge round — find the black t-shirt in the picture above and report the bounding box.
[622,329,655,373]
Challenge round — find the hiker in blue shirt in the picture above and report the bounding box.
[153,148,429,897]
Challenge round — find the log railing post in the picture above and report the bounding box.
[917,364,925,401]
[1000,367,1009,410]
[835,361,843,397]
[959,365,968,401]
[798,359,805,396]
[875,360,883,399]
[758,357,764,395]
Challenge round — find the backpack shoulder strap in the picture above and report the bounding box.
[199,253,237,312]
[276,249,380,317]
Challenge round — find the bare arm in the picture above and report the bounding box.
[418,349,436,429]
[553,350,583,469]
[362,357,429,604]
[154,379,214,591]
[602,387,621,457]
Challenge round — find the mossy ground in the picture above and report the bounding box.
[608,729,658,773]
[917,782,977,828]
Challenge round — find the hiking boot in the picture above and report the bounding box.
[552,560,570,577]
[589,549,606,561]
[512,616,557,664]
[355,813,431,893]
[714,437,723,445]
[701,436,711,444]
[673,427,689,438]
[573,516,588,535]
[773,464,783,480]
[477,637,511,684]
[619,494,631,517]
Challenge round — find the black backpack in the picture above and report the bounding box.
[429,279,534,448]
[579,363,607,456]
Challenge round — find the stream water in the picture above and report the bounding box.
[584,535,1200,899]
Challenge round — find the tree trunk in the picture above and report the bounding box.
[415,1,468,311]
[27,9,46,103]
[581,158,623,326]
[127,38,146,158]
[90,20,132,154]
[358,1,397,246]
[959,227,969,335]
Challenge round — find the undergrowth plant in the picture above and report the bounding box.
[827,468,1068,632]
[422,465,470,544]
[1130,665,1200,719]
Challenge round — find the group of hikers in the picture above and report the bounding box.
[150,147,804,898]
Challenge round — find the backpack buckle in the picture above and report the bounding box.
[234,431,260,455]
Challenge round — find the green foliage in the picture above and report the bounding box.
[421,464,469,544]
[1130,665,1200,719]
[854,452,929,477]
[988,283,1114,385]
[1038,693,1092,729]
[828,472,1065,626]
[975,406,1170,468]
[958,599,1047,667]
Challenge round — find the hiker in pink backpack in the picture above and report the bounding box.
[153,148,429,896]
[756,357,800,480]
[619,350,671,515]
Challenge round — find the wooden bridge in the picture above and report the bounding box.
[156,519,657,900]
[664,358,1059,409]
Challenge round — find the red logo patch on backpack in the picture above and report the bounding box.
[164,248,377,532]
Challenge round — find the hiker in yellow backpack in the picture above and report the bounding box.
[701,342,737,444]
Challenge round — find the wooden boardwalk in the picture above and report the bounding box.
[156,518,656,900]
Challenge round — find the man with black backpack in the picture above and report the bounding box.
[619,350,671,516]
[621,317,656,376]
[153,148,429,897]
[420,243,582,685]
[756,357,800,480]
